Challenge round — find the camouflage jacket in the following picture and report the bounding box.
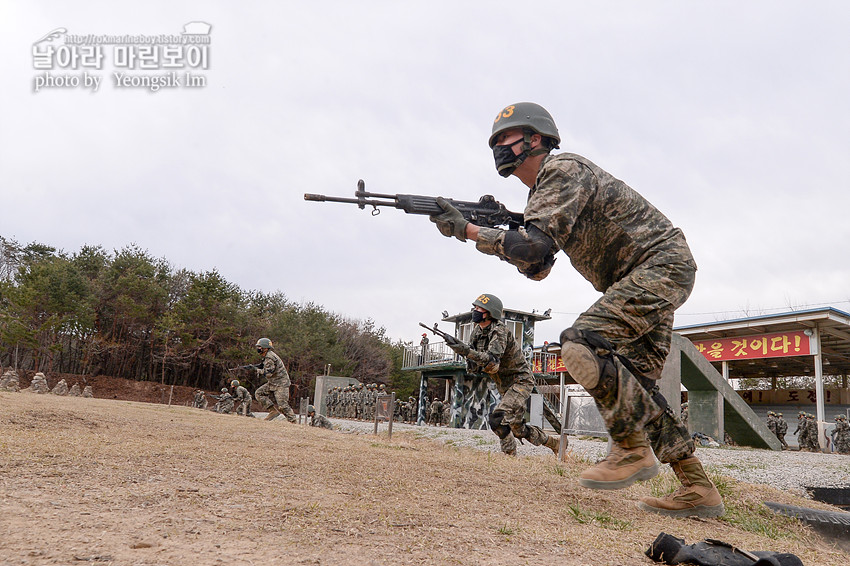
[310,413,333,429]
[476,152,696,292]
[232,385,251,402]
[259,350,290,387]
[466,320,534,394]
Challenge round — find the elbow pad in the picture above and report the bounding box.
[503,225,557,280]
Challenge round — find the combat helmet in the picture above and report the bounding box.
[221,387,228,393]
[231,379,239,388]
[489,102,560,149]
[307,405,315,414]
[255,337,273,349]
[472,293,504,320]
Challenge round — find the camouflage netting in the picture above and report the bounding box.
[50,379,69,396]
[69,383,81,396]
[0,369,21,392]
[23,372,50,394]
[82,385,93,398]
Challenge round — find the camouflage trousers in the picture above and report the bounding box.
[572,261,696,464]
[495,381,549,448]
[255,380,297,422]
[236,395,252,416]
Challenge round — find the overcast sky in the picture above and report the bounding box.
[3,1,849,345]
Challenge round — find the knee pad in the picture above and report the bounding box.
[559,328,615,390]
[488,410,512,439]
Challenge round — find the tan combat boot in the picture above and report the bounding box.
[638,456,724,518]
[544,434,567,461]
[579,432,658,490]
[264,407,281,421]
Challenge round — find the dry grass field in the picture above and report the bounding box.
[1,392,847,565]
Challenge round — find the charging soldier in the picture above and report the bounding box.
[253,337,297,422]
[444,294,561,457]
[430,103,722,518]
[230,379,252,416]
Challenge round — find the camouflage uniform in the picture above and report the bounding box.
[766,411,777,433]
[793,411,807,449]
[775,413,788,449]
[356,383,366,420]
[214,389,235,414]
[192,390,208,410]
[310,412,334,430]
[805,414,821,451]
[832,416,849,454]
[231,385,252,416]
[476,152,696,464]
[429,399,444,426]
[466,320,550,454]
[254,349,297,422]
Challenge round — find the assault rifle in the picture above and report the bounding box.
[305,179,523,229]
[419,322,464,348]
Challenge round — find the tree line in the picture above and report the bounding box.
[0,236,417,398]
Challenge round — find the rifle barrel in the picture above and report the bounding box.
[304,193,400,209]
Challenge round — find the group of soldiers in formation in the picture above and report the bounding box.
[325,383,455,425]
[784,410,850,454]
[326,383,405,421]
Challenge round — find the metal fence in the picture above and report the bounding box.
[402,340,463,369]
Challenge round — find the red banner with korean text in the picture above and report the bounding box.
[691,330,812,362]
[531,354,567,373]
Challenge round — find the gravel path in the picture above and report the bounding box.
[334,419,850,499]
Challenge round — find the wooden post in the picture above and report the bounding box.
[168,385,174,406]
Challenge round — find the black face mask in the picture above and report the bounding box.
[471,310,486,323]
[257,347,264,354]
[493,141,527,178]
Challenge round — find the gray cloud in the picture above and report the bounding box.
[3,1,849,343]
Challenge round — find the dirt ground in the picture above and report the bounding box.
[2,386,849,566]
